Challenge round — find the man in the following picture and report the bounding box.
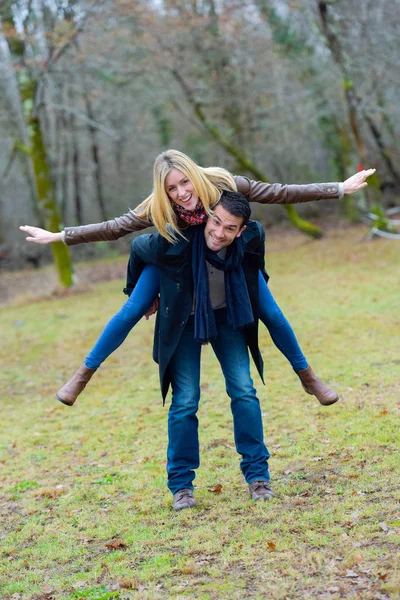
[125,191,272,510]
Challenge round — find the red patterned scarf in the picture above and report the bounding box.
[172,200,208,225]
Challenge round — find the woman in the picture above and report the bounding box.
[20,150,375,406]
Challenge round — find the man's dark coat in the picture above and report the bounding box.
[124,220,269,402]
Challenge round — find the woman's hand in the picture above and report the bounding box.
[342,168,376,195]
[19,226,62,244]
[145,296,160,320]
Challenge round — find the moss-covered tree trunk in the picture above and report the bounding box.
[19,72,73,287]
[317,114,357,221]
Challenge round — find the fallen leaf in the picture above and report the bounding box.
[41,587,55,595]
[32,588,55,600]
[346,569,359,578]
[34,488,64,499]
[267,541,277,551]
[208,484,222,494]
[72,581,86,589]
[378,573,388,581]
[96,565,109,583]
[380,409,388,415]
[182,563,198,574]
[104,540,127,550]
[79,535,95,544]
[120,578,139,590]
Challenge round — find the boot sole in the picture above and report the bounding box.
[301,383,340,406]
[56,394,75,406]
[319,395,340,406]
[173,503,197,510]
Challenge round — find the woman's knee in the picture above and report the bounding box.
[117,296,150,323]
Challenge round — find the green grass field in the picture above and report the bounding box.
[1,226,399,600]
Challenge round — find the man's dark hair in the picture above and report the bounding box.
[218,190,251,225]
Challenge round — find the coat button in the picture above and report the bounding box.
[177,283,181,289]
[166,307,169,314]
[181,321,185,326]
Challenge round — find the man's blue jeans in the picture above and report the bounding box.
[166,310,270,495]
[85,265,308,372]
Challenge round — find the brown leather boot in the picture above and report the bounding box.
[56,364,96,406]
[297,365,339,406]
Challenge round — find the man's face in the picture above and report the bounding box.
[204,204,246,252]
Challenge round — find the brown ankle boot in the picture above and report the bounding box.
[297,365,339,406]
[56,364,96,406]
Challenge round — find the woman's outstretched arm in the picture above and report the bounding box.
[20,209,153,246]
[234,168,376,205]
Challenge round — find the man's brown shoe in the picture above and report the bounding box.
[249,480,274,501]
[56,364,96,406]
[173,489,196,510]
[297,365,339,406]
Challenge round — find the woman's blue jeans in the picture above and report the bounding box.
[85,265,308,373]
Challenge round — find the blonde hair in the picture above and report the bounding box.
[135,149,237,243]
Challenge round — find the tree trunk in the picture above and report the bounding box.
[19,73,73,287]
[67,96,83,226]
[83,88,107,221]
[0,19,42,225]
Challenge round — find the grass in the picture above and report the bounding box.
[0,225,399,600]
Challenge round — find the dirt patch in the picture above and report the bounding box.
[0,257,129,307]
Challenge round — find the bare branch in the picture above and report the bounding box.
[48,103,120,140]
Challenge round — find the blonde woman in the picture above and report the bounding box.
[20,150,375,406]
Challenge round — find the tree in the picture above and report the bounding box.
[0,3,75,286]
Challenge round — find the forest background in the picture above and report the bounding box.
[0,0,399,284]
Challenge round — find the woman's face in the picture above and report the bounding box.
[164,168,199,211]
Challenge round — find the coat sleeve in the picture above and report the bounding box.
[253,222,268,277]
[233,175,341,204]
[63,210,154,246]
